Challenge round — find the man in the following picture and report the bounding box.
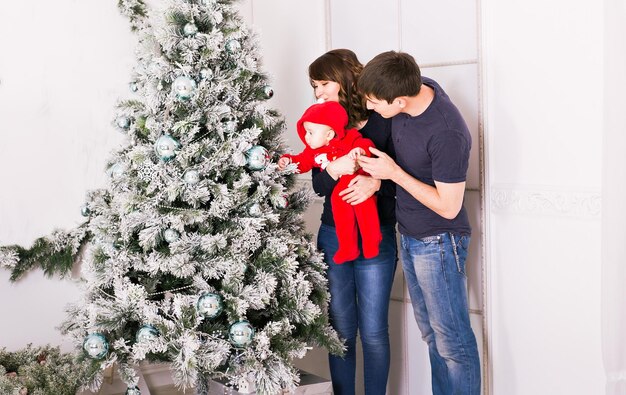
[357,51,480,395]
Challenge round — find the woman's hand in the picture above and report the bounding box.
[338,175,381,205]
[325,155,358,180]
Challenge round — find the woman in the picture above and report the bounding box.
[308,49,397,395]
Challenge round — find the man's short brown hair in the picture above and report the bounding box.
[358,51,422,103]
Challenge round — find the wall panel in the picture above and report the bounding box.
[401,0,478,64]
[329,0,400,62]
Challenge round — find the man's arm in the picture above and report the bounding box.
[358,147,465,219]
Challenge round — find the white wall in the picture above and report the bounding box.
[0,0,134,351]
[482,0,606,394]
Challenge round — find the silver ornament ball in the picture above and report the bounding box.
[183,169,201,185]
[108,163,126,179]
[246,146,269,171]
[172,76,197,101]
[164,228,181,243]
[116,116,131,130]
[183,22,198,36]
[136,324,160,343]
[129,82,139,92]
[83,333,108,359]
[262,85,274,99]
[196,292,223,318]
[154,134,181,161]
[275,195,289,209]
[200,68,214,80]
[225,39,241,54]
[80,204,91,217]
[248,203,262,217]
[229,320,254,347]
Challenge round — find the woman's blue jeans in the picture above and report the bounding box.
[401,232,480,395]
[317,224,397,395]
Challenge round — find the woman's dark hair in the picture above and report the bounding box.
[308,49,369,128]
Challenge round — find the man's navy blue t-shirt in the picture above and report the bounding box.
[392,77,472,239]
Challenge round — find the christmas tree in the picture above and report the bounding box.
[0,0,342,393]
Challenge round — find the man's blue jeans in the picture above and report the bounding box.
[401,232,480,395]
[318,224,397,395]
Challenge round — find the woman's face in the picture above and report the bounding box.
[311,79,341,103]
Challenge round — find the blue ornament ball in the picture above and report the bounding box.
[163,228,180,243]
[246,146,269,171]
[229,320,254,347]
[183,22,198,36]
[225,39,241,54]
[136,324,159,343]
[155,134,181,161]
[196,292,223,318]
[83,333,108,359]
[125,386,141,395]
[183,169,201,185]
[172,76,197,101]
[129,82,139,92]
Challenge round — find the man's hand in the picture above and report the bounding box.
[338,175,381,205]
[357,147,400,181]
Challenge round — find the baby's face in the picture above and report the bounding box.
[303,122,334,149]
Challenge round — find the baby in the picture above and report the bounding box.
[278,101,381,263]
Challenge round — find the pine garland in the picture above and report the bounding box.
[0,345,99,395]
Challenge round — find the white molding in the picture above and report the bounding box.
[490,185,601,218]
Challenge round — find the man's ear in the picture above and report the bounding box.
[394,97,407,109]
